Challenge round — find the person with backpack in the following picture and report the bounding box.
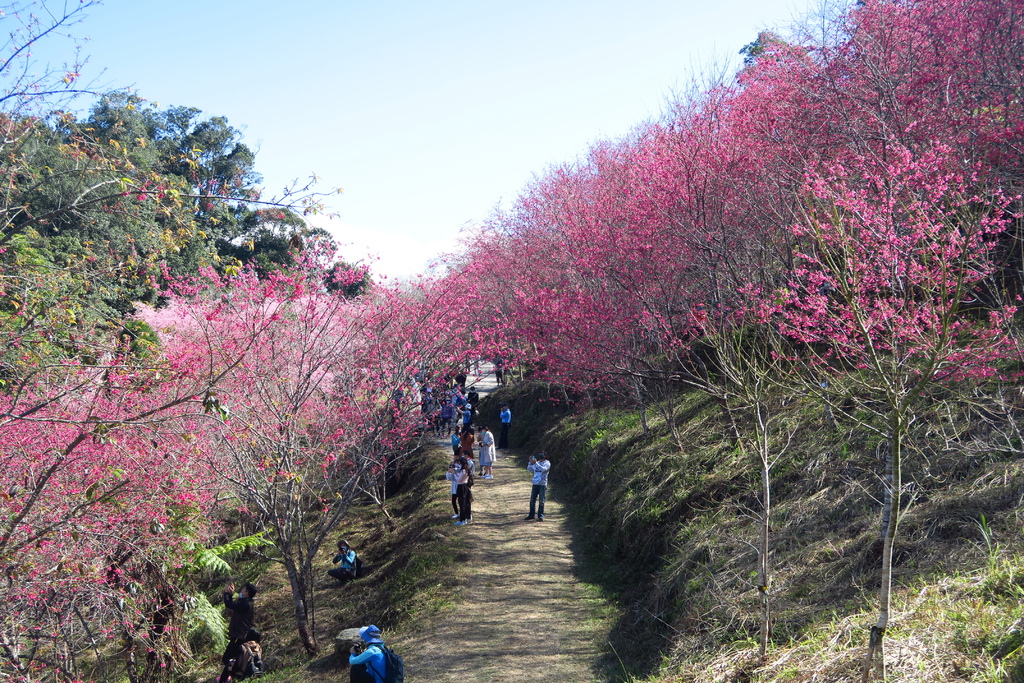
[217,581,258,683]
[349,625,404,683]
[328,539,361,584]
[225,629,264,680]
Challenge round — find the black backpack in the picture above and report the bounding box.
[367,646,405,683]
[355,555,364,578]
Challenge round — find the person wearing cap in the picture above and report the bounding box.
[217,581,258,682]
[525,452,551,521]
[328,539,359,584]
[349,624,386,683]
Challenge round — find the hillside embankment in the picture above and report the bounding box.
[222,376,1024,683]
[479,380,1024,682]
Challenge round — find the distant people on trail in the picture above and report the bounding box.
[328,539,361,584]
[455,372,467,391]
[348,625,386,683]
[438,402,455,435]
[453,456,472,525]
[217,581,258,683]
[478,425,495,479]
[462,403,474,429]
[451,430,462,457]
[524,452,551,521]
[498,403,512,450]
[466,388,480,408]
[493,356,505,385]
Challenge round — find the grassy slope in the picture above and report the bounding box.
[482,381,1024,682]
[183,449,469,682]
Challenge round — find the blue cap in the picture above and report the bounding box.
[359,625,383,644]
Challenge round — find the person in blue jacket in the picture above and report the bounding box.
[498,404,512,449]
[328,539,358,584]
[349,625,386,683]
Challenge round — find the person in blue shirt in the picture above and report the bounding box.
[498,404,512,449]
[525,452,551,521]
[328,539,358,584]
[349,625,386,683]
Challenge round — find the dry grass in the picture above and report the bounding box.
[510,380,1024,683]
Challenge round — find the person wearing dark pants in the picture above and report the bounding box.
[525,452,550,521]
[328,539,359,584]
[498,404,512,450]
[217,581,258,683]
[454,456,472,525]
[446,452,462,519]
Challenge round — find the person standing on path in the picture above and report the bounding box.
[478,425,495,478]
[525,452,551,521]
[454,456,472,525]
[446,452,462,519]
[498,403,512,450]
[459,427,475,459]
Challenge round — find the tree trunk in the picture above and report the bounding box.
[718,395,741,446]
[285,562,318,655]
[758,450,771,661]
[861,428,901,682]
[757,407,772,662]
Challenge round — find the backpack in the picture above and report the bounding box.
[355,555,364,578]
[232,639,264,679]
[367,646,405,683]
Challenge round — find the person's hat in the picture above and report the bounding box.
[538,452,548,459]
[359,625,384,644]
[244,582,259,598]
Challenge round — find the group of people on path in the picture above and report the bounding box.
[215,371,530,682]
[447,424,493,526]
[443,398,553,523]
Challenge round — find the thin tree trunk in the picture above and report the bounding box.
[861,427,901,682]
[285,562,318,654]
[631,377,649,435]
[757,407,772,662]
[719,395,741,446]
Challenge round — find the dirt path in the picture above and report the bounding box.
[394,370,610,681]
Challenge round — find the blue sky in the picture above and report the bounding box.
[35,0,806,278]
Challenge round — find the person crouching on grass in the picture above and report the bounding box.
[328,539,359,584]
